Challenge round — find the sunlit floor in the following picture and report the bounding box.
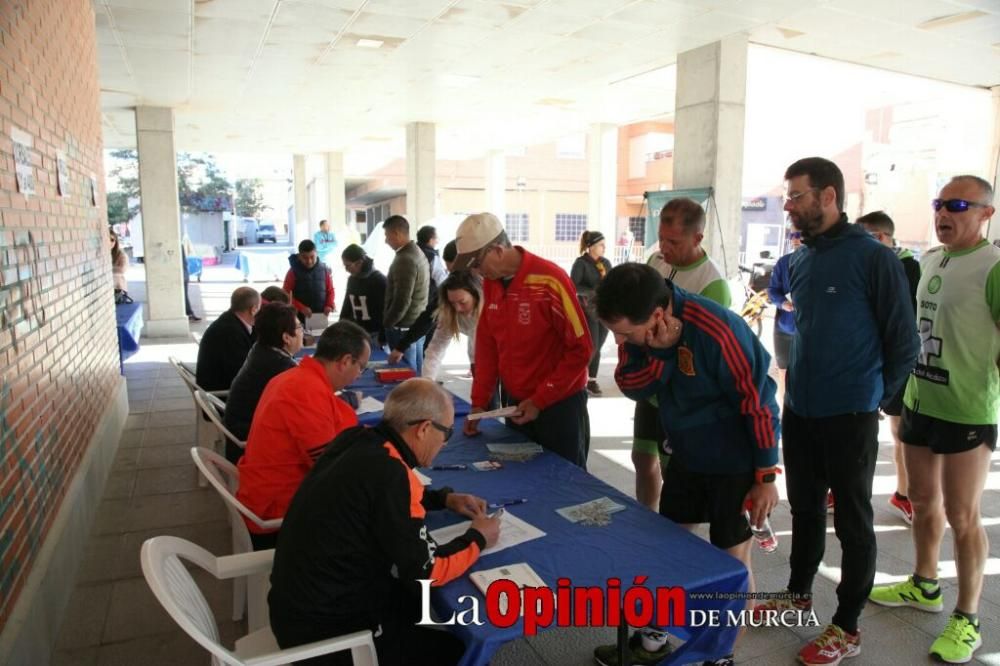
[54,256,1000,665]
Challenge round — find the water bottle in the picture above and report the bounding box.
[744,509,778,553]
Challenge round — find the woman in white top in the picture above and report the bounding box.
[421,271,482,381]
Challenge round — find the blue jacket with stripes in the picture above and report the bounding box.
[615,284,780,474]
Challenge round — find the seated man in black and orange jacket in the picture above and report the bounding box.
[269,378,501,666]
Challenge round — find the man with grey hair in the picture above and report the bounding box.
[270,378,500,666]
[196,286,260,391]
[869,175,999,664]
[454,212,593,467]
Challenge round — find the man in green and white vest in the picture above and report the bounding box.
[869,175,999,664]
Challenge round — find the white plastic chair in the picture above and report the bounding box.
[193,389,246,459]
[169,356,228,480]
[190,446,281,630]
[141,535,377,666]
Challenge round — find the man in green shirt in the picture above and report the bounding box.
[633,197,731,513]
[869,175,999,664]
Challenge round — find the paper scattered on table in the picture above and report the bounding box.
[466,406,520,421]
[556,497,627,526]
[430,511,544,556]
[413,469,431,486]
[356,396,384,415]
[486,441,544,462]
[472,460,503,472]
[470,562,548,615]
[367,360,390,370]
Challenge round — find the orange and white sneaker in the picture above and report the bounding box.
[798,624,860,665]
[888,493,913,525]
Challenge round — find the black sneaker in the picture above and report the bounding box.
[703,656,735,666]
[587,379,603,397]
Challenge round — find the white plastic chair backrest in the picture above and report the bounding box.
[140,536,234,665]
[169,356,199,395]
[190,446,281,531]
[193,389,246,451]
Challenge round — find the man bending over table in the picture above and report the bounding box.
[236,320,370,550]
[270,378,501,666]
[592,263,780,666]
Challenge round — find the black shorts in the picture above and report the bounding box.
[899,406,997,454]
[659,457,753,549]
[773,330,793,370]
[633,398,667,456]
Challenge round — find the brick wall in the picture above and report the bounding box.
[0,0,117,632]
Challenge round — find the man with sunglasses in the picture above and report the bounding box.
[453,212,593,467]
[869,175,999,664]
[236,320,371,550]
[270,378,501,666]
[753,157,919,666]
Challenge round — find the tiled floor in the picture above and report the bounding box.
[50,259,1000,665]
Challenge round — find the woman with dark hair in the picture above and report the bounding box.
[109,229,129,292]
[421,271,482,381]
[339,244,387,349]
[570,230,613,396]
[223,303,302,462]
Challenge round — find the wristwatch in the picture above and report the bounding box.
[755,467,782,484]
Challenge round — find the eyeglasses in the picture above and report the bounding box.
[932,198,990,213]
[353,356,368,372]
[407,419,454,441]
[784,188,818,203]
[468,245,492,270]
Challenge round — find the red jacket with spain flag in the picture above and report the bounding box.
[472,247,592,410]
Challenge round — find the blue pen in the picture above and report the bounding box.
[431,464,467,471]
[488,498,527,509]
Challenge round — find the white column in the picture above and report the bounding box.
[325,151,346,236]
[135,106,187,337]
[987,86,1000,243]
[292,154,308,247]
[485,149,506,221]
[672,34,749,278]
[406,122,436,225]
[588,123,618,242]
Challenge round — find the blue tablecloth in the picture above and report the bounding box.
[340,357,748,665]
[235,250,290,282]
[115,301,143,372]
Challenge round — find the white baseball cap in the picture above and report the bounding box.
[452,212,505,270]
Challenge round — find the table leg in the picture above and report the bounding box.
[618,611,629,666]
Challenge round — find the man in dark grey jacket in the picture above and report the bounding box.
[383,215,429,373]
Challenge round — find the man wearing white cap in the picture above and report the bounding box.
[454,212,593,467]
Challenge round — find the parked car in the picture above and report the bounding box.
[256,223,276,243]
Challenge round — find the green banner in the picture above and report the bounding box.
[644,187,713,252]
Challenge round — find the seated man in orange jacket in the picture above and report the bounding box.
[236,319,370,550]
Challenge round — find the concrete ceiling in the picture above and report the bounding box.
[94,0,1000,168]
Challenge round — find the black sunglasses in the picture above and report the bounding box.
[407,419,454,441]
[932,198,989,213]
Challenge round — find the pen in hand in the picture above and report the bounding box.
[488,498,527,509]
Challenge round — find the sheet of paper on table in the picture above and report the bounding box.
[469,562,548,615]
[430,511,544,556]
[465,406,519,421]
[306,313,329,331]
[356,396,383,415]
[413,469,431,486]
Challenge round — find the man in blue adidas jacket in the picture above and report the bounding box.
[591,263,780,666]
[755,157,919,666]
